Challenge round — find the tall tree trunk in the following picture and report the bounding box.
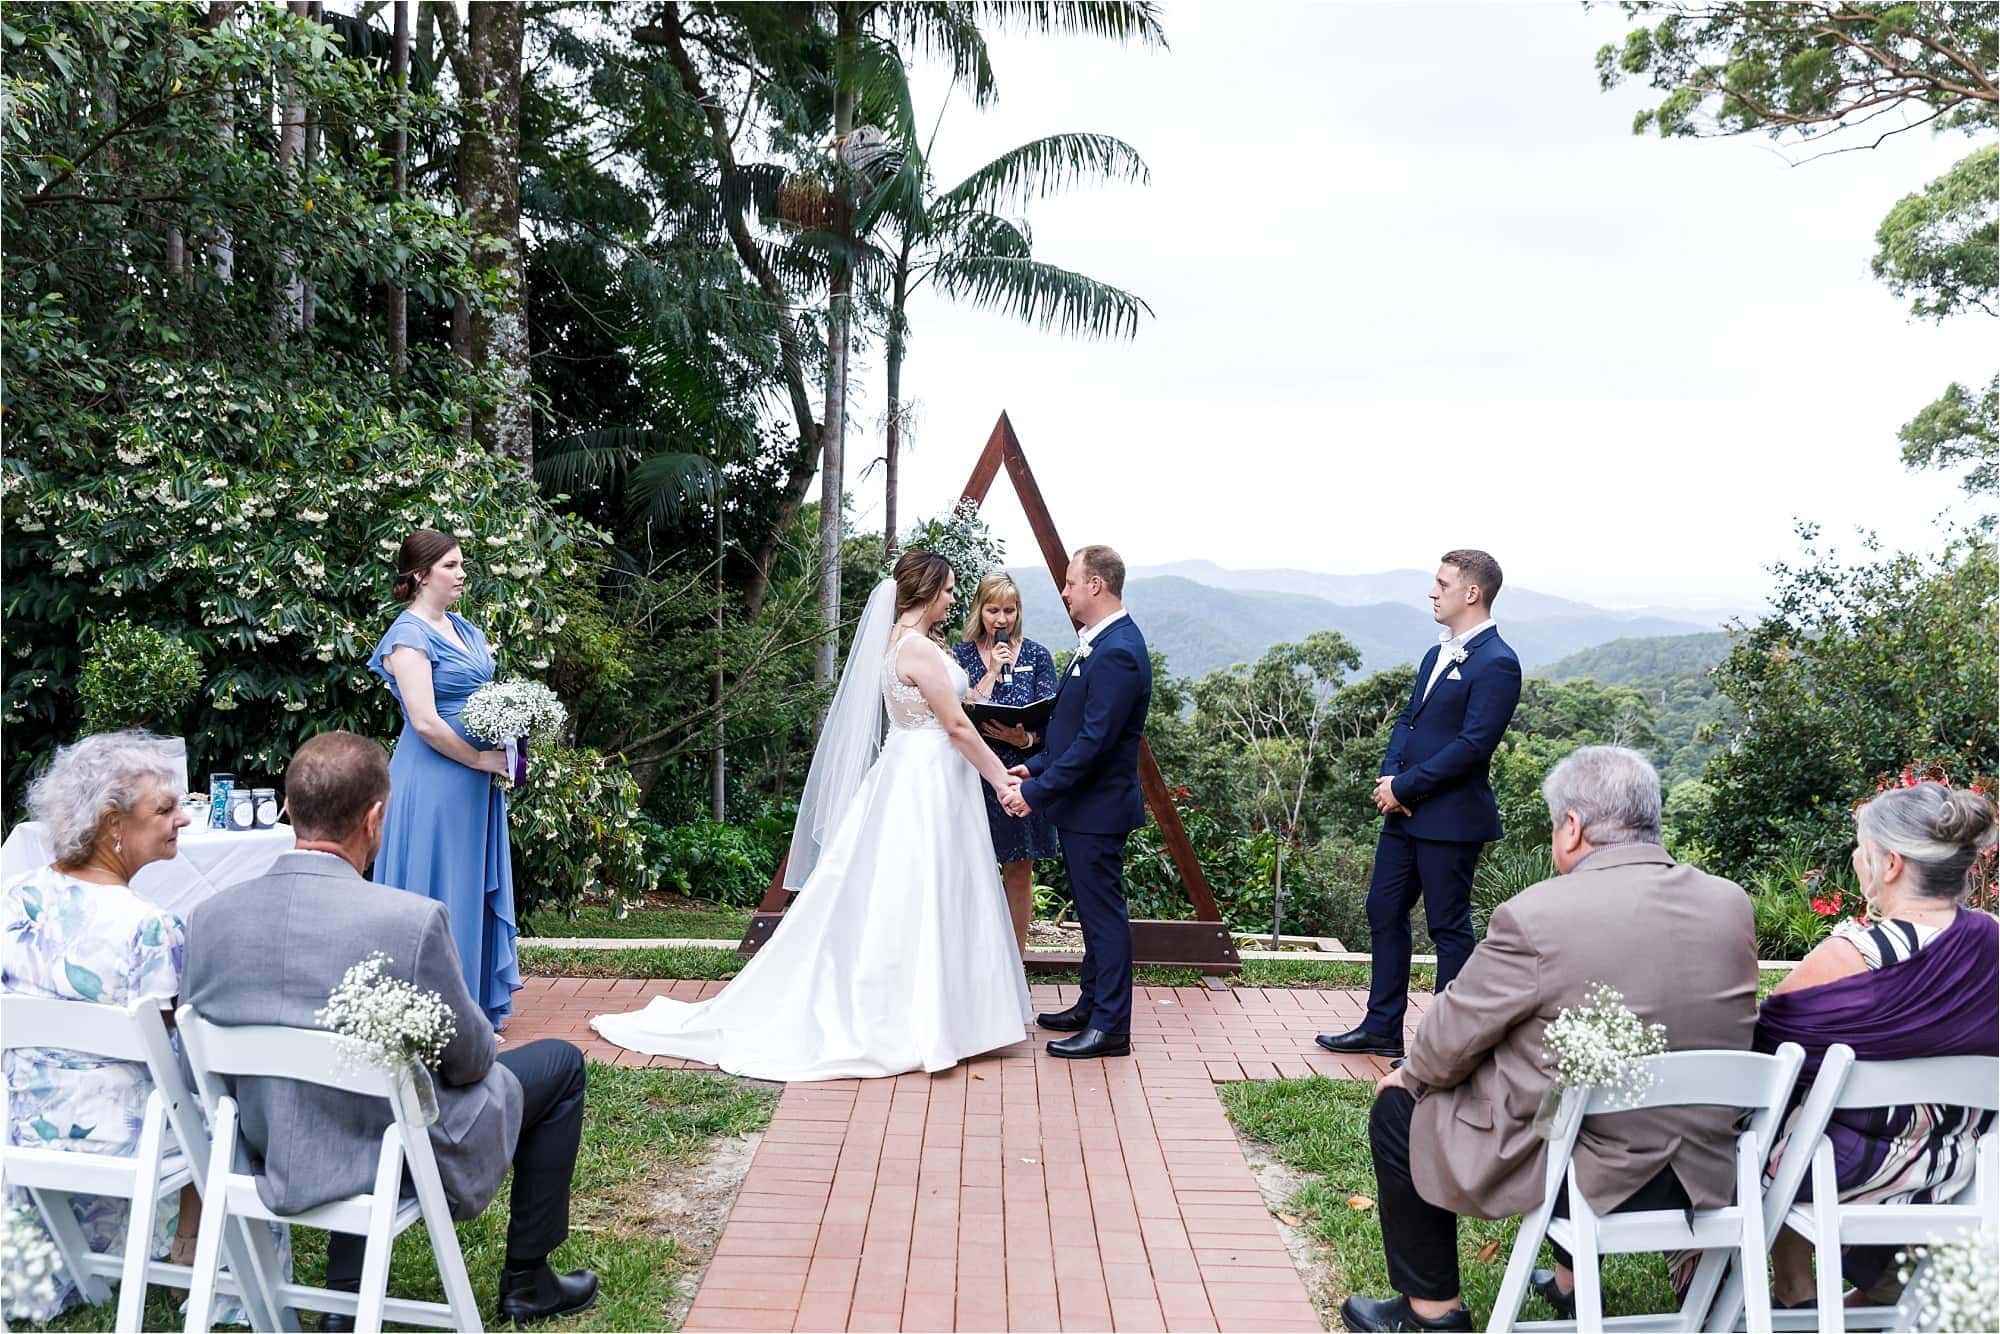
[269,1,309,344]
[387,0,409,378]
[205,2,237,282]
[710,503,728,821]
[815,2,861,695]
[452,1,530,468]
[884,243,911,552]
[300,2,322,338]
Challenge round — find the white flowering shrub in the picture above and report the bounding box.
[315,951,457,1072]
[1897,1231,2000,1333]
[1,1204,62,1319]
[509,745,659,920]
[2,362,605,791]
[1541,982,1669,1107]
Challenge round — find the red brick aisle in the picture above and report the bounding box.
[507,978,1433,1333]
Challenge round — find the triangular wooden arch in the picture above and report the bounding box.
[739,412,1242,975]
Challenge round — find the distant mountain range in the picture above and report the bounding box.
[1004,561,1748,680]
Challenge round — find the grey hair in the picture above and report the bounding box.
[26,730,185,866]
[1541,745,1663,845]
[1855,782,1997,902]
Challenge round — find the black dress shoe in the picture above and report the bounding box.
[317,1315,355,1333]
[1045,1028,1130,1059]
[1530,1267,1575,1318]
[1036,1004,1091,1032]
[1316,1027,1405,1058]
[1339,1293,1472,1332]
[497,1263,599,1326]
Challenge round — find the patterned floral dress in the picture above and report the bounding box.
[2,865,284,1324]
[953,637,1063,862]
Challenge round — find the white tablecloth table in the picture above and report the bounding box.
[0,821,297,919]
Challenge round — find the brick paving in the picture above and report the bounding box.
[508,977,1433,1332]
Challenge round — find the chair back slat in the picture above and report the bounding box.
[1835,1054,2000,1113]
[175,1008,398,1098]
[1581,1047,1804,1120]
[0,993,155,1062]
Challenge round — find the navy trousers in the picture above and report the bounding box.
[1363,828,1481,1036]
[1061,828,1133,1037]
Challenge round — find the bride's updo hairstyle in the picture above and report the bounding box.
[393,528,460,604]
[892,549,954,624]
[1855,781,1998,902]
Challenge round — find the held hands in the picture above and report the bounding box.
[1372,775,1412,817]
[997,769,1032,818]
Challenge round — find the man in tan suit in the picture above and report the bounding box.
[1339,746,1757,1333]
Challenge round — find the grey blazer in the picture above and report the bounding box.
[182,851,522,1219]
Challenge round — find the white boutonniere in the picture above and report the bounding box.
[1075,643,1094,661]
[1440,639,1469,668]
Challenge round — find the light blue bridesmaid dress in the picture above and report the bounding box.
[366,610,521,1029]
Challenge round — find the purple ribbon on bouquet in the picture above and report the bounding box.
[502,737,528,790]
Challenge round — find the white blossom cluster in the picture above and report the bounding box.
[314,952,457,1073]
[1,1205,62,1317]
[461,677,567,746]
[1541,983,1668,1107]
[1897,1231,1999,1333]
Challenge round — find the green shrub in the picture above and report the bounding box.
[77,621,202,733]
[654,819,782,908]
[1472,841,1556,939]
[509,747,658,920]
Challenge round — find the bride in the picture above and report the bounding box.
[590,550,1035,1080]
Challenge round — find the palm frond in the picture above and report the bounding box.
[972,2,1168,49]
[879,2,997,106]
[930,253,1151,339]
[939,132,1149,214]
[535,430,721,526]
[836,35,920,153]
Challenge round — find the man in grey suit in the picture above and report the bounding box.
[183,732,597,1328]
[1338,747,1757,1333]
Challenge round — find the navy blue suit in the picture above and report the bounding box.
[1364,625,1522,1036]
[1021,614,1151,1036]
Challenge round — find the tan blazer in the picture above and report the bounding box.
[1405,843,1758,1219]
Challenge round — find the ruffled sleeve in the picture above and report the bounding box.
[1030,638,1059,702]
[367,615,436,690]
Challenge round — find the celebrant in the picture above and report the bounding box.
[367,528,522,1031]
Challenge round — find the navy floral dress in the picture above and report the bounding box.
[953,638,1063,862]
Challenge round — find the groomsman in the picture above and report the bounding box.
[1318,550,1521,1059]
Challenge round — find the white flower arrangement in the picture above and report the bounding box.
[2,1204,62,1317]
[1896,1231,1999,1333]
[314,952,458,1075]
[1541,982,1668,1108]
[461,677,566,747]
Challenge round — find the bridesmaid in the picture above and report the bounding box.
[954,572,1061,956]
[367,528,521,1030]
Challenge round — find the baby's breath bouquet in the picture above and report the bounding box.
[2,1204,62,1320]
[314,952,458,1124]
[1896,1232,1999,1333]
[460,677,566,789]
[1535,982,1669,1136]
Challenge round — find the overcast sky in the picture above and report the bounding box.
[824,1,1990,611]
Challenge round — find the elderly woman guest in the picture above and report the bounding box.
[953,572,1061,955]
[369,528,521,1030]
[1,733,205,1320]
[1755,781,1998,1308]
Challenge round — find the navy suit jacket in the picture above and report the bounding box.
[1381,626,1523,844]
[1021,615,1152,836]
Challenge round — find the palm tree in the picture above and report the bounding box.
[863,119,1153,550]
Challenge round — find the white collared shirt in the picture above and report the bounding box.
[1423,618,1496,698]
[1077,607,1129,651]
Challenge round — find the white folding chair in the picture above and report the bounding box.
[0,994,277,1333]
[175,1004,482,1334]
[1743,1048,1999,1333]
[1489,1043,1807,1334]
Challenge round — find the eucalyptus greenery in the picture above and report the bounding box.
[887,499,1006,628]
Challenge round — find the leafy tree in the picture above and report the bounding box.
[1898,372,1998,503]
[1684,526,1997,877]
[1872,142,1998,321]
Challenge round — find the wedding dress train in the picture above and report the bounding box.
[590,630,1033,1081]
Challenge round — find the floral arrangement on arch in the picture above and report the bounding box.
[887,498,1007,631]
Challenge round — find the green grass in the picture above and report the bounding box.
[520,905,752,941]
[1218,1076,1680,1324]
[519,946,1438,993]
[42,1064,776,1332]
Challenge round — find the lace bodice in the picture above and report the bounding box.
[883,632,966,732]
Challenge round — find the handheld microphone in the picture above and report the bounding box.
[995,629,1013,689]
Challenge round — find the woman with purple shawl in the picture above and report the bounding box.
[1754,781,1998,1307]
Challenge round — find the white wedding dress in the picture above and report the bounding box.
[590,627,1033,1081]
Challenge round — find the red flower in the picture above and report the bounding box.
[1809,893,1845,918]
[1900,766,1918,788]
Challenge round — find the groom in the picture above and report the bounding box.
[1001,544,1151,1060]
[1319,549,1522,1061]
